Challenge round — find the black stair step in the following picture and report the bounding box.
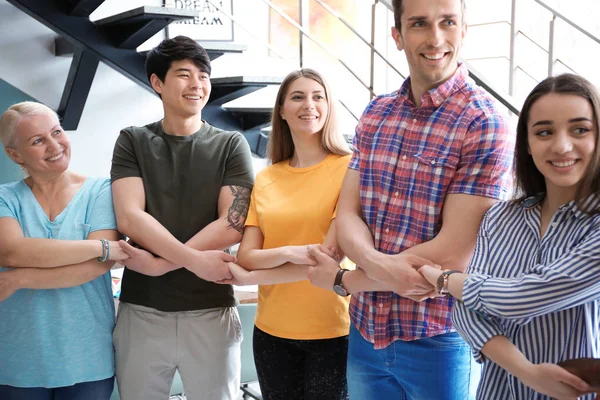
[197,41,247,60]
[222,104,272,114]
[137,41,248,62]
[63,0,104,17]
[95,6,196,50]
[220,101,273,131]
[56,38,246,61]
[209,75,282,105]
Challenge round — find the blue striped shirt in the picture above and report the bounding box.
[453,195,600,399]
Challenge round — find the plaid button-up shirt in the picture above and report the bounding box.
[349,64,514,349]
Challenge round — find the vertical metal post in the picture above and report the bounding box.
[508,0,517,96]
[548,14,556,76]
[370,0,377,98]
[299,0,309,68]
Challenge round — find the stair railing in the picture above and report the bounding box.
[536,0,600,75]
[205,0,411,121]
[207,0,600,118]
[508,0,599,103]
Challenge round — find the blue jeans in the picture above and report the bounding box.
[0,377,114,400]
[347,324,472,400]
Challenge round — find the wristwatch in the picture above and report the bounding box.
[333,268,350,297]
[436,270,461,296]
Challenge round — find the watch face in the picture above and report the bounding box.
[333,285,348,297]
[436,273,446,295]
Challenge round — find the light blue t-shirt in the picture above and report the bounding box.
[0,177,116,388]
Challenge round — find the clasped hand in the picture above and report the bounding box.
[306,244,342,290]
[364,253,440,301]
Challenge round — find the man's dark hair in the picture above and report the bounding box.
[145,35,211,83]
[392,0,466,31]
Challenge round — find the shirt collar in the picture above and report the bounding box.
[521,193,600,219]
[399,63,469,108]
[521,194,544,209]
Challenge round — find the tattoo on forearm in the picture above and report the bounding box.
[226,185,251,234]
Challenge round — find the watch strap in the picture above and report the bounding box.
[333,268,350,296]
[436,270,461,296]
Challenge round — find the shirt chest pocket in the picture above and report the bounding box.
[411,152,460,198]
[55,222,92,240]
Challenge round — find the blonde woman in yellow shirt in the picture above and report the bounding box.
[230,68,352,399]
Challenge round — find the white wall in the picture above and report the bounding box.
[0,0,269,178]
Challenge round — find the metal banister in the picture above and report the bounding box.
[462,59,520,115]
[533,0,600,45]
[313,0,404,79]
[257,0,376,98]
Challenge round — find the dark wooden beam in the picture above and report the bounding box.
[57,49,99,130]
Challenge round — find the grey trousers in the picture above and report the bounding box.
[113,302,242,400]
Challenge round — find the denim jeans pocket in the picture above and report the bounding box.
[426,332,468,348]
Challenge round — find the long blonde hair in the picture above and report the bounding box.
[267,68,350,164]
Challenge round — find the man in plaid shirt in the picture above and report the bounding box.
[325,0,514,398]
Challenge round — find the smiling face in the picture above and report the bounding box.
[6,112,70,176]
[279,77,329,139]
[527,93,597,200]
[392,0,466,98]
[151,59,211,119]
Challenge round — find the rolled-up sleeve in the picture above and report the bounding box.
[462,216,600,325]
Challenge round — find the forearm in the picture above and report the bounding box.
[239,263,309,285]
[344,268,390,294]
[481,335,533,378]
[185,218,242,251]
[123,253,180,276]
[336,211,381,274]
[1,238,105,269]
[124,218,242,275]
[237,246,300,271]
[117,208,195,266]
[402,236,473,272]
[10,260,114,289]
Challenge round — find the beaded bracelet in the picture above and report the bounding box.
[98,239,110,262]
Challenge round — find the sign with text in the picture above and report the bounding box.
[164,0,234,41]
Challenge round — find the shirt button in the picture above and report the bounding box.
[402,155,407,161]
[431,160,436,165]
[394,191,399,197]
[379,303,384,308]
[412,118,417,123]
[435,100,440,105]
[385,227,389,233]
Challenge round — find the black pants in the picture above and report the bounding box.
[253,326,349,400]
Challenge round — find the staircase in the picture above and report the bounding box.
[2,0,599,161]
[4,0,282,156]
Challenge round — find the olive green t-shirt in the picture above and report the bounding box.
[111,120,254,311]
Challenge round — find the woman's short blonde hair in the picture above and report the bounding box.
[0,101,59,148]
[267,68,351,165]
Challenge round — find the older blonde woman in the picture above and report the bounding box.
[0,102,127,399]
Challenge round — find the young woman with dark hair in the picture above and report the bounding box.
[419,73,600,399]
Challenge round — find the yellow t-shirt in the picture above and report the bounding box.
[246,153,352,340]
